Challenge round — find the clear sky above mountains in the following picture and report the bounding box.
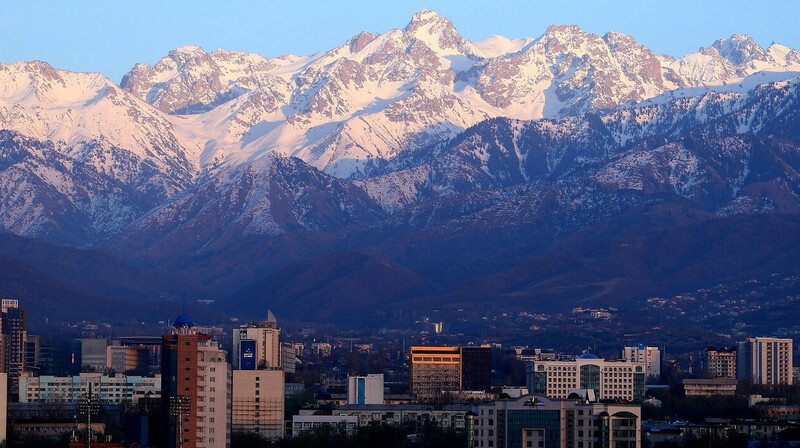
[3,0,799,83]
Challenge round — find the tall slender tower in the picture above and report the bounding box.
[161,314,230,448]
[2,299,26,401]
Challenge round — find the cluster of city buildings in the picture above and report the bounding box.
[0,293,797,448]
[685,337,794,396]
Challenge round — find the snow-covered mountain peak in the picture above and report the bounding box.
[711,34,769,66]
[403,9,482,59]
[405,9,450,31]
[0,61,111,106]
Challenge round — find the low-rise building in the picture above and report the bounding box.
[291,415,358,437]
[334,404,471,431]
[470,394,641,448]
[18,373,160,404]
[526,354,647,401]
[681,378,737,396]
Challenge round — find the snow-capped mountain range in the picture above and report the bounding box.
[116,11,800,179]
[3,11,800,325]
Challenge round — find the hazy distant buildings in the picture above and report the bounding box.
[409,345,492,402]
[702,346,737,378]
[736,337,793,385]
[622,344,661,380]
[281,343,297,374]
[311,342,332,358]
[79,338,108,372]
[348,374,384,405]
[471,394,641,448]
[161,314,230,448]
[526,354,647,401]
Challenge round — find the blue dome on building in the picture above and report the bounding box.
[173,313,194,327]
[578,353,599,359]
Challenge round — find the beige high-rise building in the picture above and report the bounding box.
[737,337,793,385]
[703,346,737,378]
[233,311,281,370]
[622,344,661,379]
[232,369,284,439]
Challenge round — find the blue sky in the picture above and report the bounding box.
[3,0,799,83]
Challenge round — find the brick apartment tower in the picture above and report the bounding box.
[161,314,230,448]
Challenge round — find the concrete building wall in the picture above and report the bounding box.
[232,369,284,439]
[737,337,793,385]
[347,374,384,405]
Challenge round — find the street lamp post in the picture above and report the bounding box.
[169,395,191,448]
[78,384,100,448]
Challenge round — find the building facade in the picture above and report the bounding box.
[232,369,284,440]
[347,374,384,405]
[681,378,738,397]
[409,345,494,402]
[526,354,647,401]
[621,345,660,380]
[409,346,461,402]
[461,346,492,391]
[2,299,26,399]
[18,372,160,404]
[161,314,230,448]
[470,394,641,448]
[702,347,736,378]
[335,404,470,431]
[292,415,358,437]
[736,337,793,385]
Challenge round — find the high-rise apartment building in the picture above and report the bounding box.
[460,346,492,391]
[409,346,461,402]
[161,314,230,448]
[526,354,647,401]
[348,374,384,405]
[2,299,26,400]
[702,346,737,378]
[409,345,493,401]
[232,311,280,370]
[231,311,285,440]
[737,337,793,385]
[622,344,661,379]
